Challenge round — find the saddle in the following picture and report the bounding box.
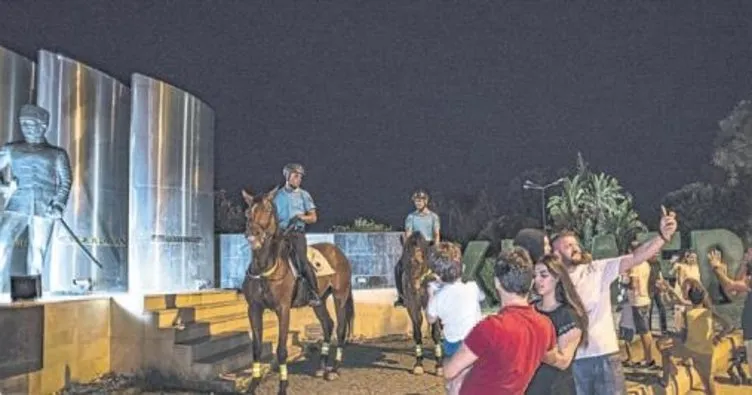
[284,243,335,278]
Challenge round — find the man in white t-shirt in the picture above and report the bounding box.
[552,206,677,395]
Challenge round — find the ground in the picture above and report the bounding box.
[61,334,751,394]
[247,336,446,395]
[61,302,748,394]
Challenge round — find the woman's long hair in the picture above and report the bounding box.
[537,254,590,347]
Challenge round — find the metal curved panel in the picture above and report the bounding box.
[0,46,34,144]
[0,46,35,219]
[37,50,131,293]
[129,73,215,293]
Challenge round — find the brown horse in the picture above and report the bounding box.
[399,232,444,376]
[240,186,355,395]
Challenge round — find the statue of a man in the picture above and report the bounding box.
[0,104,72,284]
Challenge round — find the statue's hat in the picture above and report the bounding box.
[19,104,50,124]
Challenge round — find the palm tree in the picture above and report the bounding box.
[585,173,622,229]
[597,195,647,253]
[547,173,589,236]
[547,156,645,250]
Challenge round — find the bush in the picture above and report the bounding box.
[330,217,392,232]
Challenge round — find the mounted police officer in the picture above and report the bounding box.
[273,163,322,307]
[0,104,72,290]
[394,189,441,307]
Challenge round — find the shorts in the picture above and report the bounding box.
[632,306,650,335]
[619,326,635,342]
[443,340,462,359]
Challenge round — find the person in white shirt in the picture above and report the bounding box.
[551,206,677,395]
[427,251,485,358]
[426,243,485,394]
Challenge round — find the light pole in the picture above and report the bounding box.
[523,178,566,230]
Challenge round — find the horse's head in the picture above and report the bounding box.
[241,186,280,250]
[400,232,432,275]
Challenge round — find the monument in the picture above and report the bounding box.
[0,104,72,298]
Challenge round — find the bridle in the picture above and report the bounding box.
[245,200,282,280]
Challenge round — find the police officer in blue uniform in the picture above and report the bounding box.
[394,189,441,307]
[273,163,322,307]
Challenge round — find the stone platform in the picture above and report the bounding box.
[0,288,427,394]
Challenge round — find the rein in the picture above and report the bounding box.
[245,221,300,281]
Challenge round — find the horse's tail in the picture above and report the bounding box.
[344,287,355,343]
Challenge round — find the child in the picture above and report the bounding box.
[426,242,485,394]
[657,281,732,394]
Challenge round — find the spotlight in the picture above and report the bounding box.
[10,274,42,302]
[72,277,94,293]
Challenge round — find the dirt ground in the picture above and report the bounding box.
[247,336,446,395]
[62,336,447,395]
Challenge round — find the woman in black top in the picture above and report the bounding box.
[526,254,589,395]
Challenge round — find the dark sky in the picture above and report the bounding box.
[1,2,751,230]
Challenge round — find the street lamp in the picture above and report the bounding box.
[522,177,566,230]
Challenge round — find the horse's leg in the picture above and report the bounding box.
[329,288,353,380]
[247,303,264,394]
[409,302,425,375]
[275,306,292,395]
[430,319,444,376]
[311,300,334,378]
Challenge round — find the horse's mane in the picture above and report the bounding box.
[402,232,431,276]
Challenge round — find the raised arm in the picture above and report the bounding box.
[708,250,750,296]
[619,206,677,274]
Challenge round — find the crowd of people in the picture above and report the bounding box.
[412,205,752,394]
[274,163,751,394]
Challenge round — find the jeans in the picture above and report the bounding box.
[443,340,462,359]
[649,292,668,333]
[572,353,626,395]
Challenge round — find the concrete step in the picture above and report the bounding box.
[144,289,240,311]
[153,299,248,328]
[175,331,251,362]
[192,342,255,381]
[174,312,249,343]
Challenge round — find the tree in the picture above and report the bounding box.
[662,182,748,240]
[547,155,645,252]
[711,99,752,241]
[713,100,752,187]
[214,189,246,233]
[597,195,647,253]
[431,189,503,244]
[547,173,591,241]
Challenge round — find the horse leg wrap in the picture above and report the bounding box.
[279,364,288,381]
[321,342,330,356]
[415,344,423,358]
[435,344,443,359]
[252,362,262,379]
[335,347,343,362]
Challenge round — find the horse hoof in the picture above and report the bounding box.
[436,367,444,377]
[246,379,260,394]
[413,366,424,375]
[315,369,325,378]
[326,371,339,381]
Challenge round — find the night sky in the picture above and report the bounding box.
[1,2,751,231]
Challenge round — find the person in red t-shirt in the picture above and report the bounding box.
[443,247,557,395]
